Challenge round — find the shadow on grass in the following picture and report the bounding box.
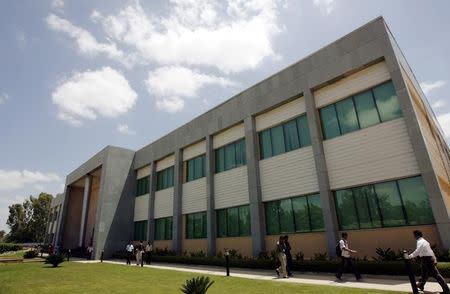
[42,265,64,269]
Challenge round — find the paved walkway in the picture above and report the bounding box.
[73,259,450,293]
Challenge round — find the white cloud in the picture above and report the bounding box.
[45,14,130,65]
[51,0,64,11]
[0,93,9,105]
[436,113,450,140]
[16,30,27,49]
[0,169,61,191]
[51,67,138,125]
[34,184,45,191]
[145,66,237,112]
[432,99,446,110]
[313,0,336,15]
[117,124,136,135]
[420,80,446,96]
[92,0,284,73]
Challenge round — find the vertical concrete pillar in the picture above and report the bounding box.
[172,149,183,254]
[79,175,92,247]
[244,116,266,256]
[206,135,216,256]
[147,162,157,243]
[304,88,339,257]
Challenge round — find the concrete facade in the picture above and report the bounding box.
[49,17,450,259]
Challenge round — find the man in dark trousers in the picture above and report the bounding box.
[336,232,361,281]
[125,240,134,265]
[408,230,450,293]
[284,235,293,277]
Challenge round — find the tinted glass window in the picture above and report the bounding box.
[320,104,341,139]
[336,98,359,134]
[373,81,402,122]
[353,90,380,129]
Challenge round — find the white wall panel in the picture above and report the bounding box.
[314,62,390,108]
[213,123,245,149]
[134,194,149,221]
[214,166,249,209]
[182,178,207,214]
[137,165,151,179]
[324,118,420,189]
[157,155,175,171]
[183,140,206,161]
[260,147,318,201]
[154,188,174,218]
[255,97,306,131]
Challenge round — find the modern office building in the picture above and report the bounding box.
[48,17,450,260]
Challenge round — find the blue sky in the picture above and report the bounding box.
[1,0,449,232]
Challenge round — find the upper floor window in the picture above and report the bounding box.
[136,177,150,196]
[319,80,402,140]
[215,139,246,173]
[186,154,206,182]
[156,166,174,191]
[155,217,173,240]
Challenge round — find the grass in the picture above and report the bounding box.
[0,262,407,294]
[0,250,28,259]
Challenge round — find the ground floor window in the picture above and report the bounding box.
[265,193,324,235]
[186,211,207,239]
[134,220,148,241]
[154,217,172,240]
[334,175,434,230]
[217,205,251,237]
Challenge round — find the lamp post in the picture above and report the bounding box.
[402,250,418,294]
[225,249,230,277]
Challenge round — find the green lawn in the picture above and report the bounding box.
[0,262,407,294]
[0,250,27,259]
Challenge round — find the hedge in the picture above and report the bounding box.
[111,251,450,278]
[0,243,23,254]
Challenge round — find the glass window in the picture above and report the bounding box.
[187,155,205,182]
[308,194,325,231]
[335,189,359,230]
[216,148,225,173]
[373,81,402,122]
[296,115,311,147]
[194,213,203,238]
[224,143,236,170]
[134,221,147,241]
[235,139,246,166]
[186,214,194,239]
[292,196,310,232]
[335,98,359,135]
[353,90,380,129]
[283,120,300,152]
[239,206,251,236]
[165,217,173,240]
[227,207,239,237]
[279,199,295,233]
[215,140,246,173]
[217,209,227,237]
[354,186,382,228]
[260,129,272,159]
[270,125,286,156]
[155,218,165,240]
[136,177,149,196]
[186,212,206,239]
[156,167,174,191]
[194,156,203,179]
[265,201,280,235]
[374,181,406,227]
[187,159,195,182]
[320,104,341,139]
[398,177,434,225]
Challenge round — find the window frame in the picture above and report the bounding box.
[216,205,251,238]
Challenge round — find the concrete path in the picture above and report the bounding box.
[75,259,449,293]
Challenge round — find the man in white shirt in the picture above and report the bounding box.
[125,241,134,265]
[336,232,361,281]
[408,230,449,293]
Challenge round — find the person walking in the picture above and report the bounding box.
[136,240,143,266]
[284,235,293,277]
[125,241,134,265]
[335,232,361,281]
[275,236,288,278]
[408,230,450,293]
[145,242,153,265]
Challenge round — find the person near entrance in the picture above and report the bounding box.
[408,230,450,294]
[125,241,134,265]
[335,232,362,281]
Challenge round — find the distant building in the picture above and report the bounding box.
[47,17,450,260]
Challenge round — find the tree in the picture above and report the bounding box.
[6,193,53,243]
[0,230,6,242]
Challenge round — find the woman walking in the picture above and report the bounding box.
[275,236,288,278]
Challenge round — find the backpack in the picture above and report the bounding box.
[335,241,342,257]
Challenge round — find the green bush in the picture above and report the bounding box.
[24,250,38,259]
[372,248,402,261]
[45,254,64,267]
[0,243,23,254]
[181,276,214,294]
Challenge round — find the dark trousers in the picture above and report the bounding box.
[336,257,361,279]
[286,254,293,275]
[418,256,450,293]
[126,252,132,265]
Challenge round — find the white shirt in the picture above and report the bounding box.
[409,237,435,259]
[340,239,351,258]
[126,244,134,252]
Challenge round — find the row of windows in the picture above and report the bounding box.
[215,139,246,173]
[265,194,325,235]
[136,177,150,196]
[186,155,206,182]
[217,205,251,237]
[186,211,207,239]
[155,217,173,240]
[259,114,311,160]
[134,220,148,241]
[320,81,402,140]
[335,176,434,230]
[156,166,174,191]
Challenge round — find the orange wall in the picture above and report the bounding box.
[340,225,439,258]
[63,186,84,249]
[265,232,327,258]
[84,175,101,246]
[181,214,207,254]
[216,237,252,257]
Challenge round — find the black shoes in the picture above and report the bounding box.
[275,269,280,277]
